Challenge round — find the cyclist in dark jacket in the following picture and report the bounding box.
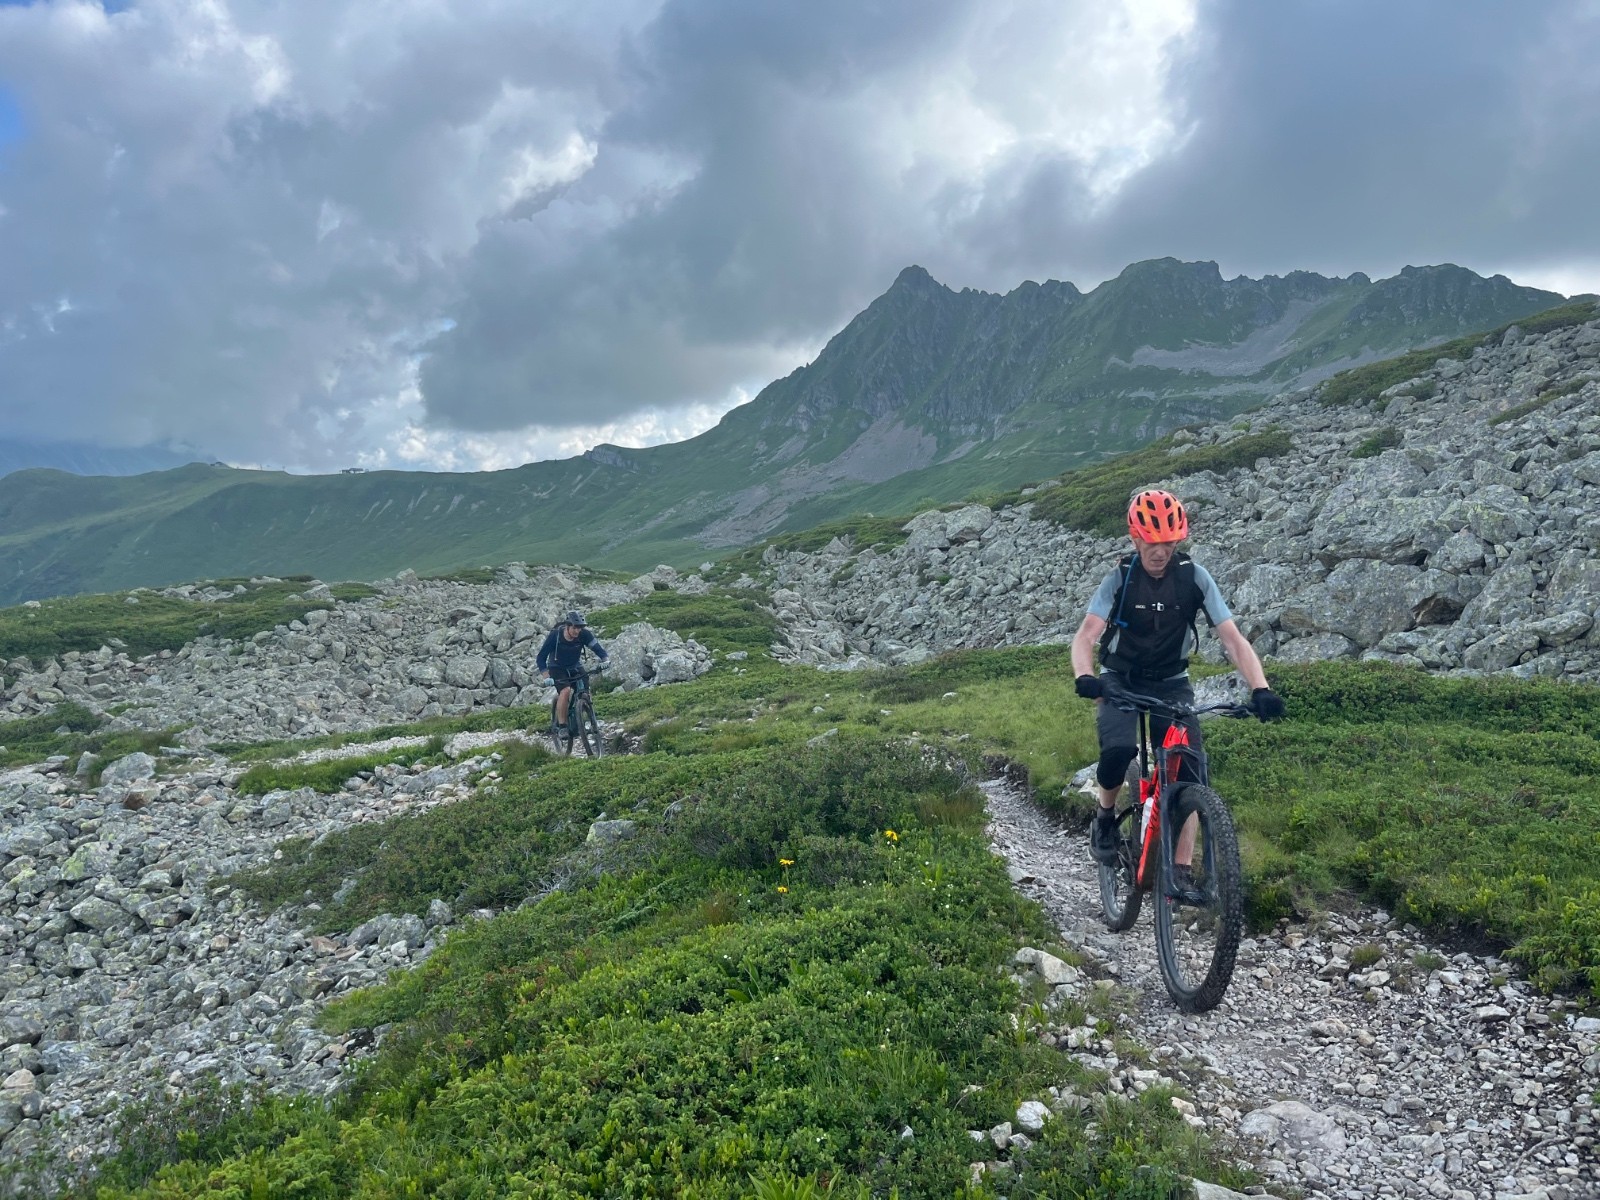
[1070,490,1284,873]
[537,610,609,734]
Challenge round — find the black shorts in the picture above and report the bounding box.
[1096,670,1203,782]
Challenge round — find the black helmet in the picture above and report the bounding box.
[564,610,586,627]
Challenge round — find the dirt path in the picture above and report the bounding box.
[981,778,1598,1200]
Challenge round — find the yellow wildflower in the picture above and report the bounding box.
[777,885,788,894]
[884,829,899,843]
[779,858,794,868]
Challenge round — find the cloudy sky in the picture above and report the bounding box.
[1,0,1597,474]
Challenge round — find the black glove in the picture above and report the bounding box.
[1251,688,1286,722]
[1075,674,1103,700]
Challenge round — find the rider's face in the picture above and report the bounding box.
[563,623,582,639]
[1134,538,1180,577]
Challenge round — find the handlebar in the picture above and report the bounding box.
[540,661,608,686]
[1099,682,1254,722]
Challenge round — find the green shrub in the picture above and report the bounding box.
[589,588,780,657]
[90,738,1144,1199]
[233,749,436,796]
[1351,427,1402,458]
[1349,943,1384,969]
[713,515,914,581]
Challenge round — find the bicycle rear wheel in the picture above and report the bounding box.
[1097,804,1144,932]
[1153,784,1243,1013]
[576,696,602,758]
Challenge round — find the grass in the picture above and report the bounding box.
[232,740,447,796]
[982,428,1295,537]
[0,702,180,773]
[588,588,782,657]
[0,579,379,664]
[1315,298,1600,407]
[1195,661,1600,989]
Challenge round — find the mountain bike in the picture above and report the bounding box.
[546,663,605,758]
[1095,682,1254,1012]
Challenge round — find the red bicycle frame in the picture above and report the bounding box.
[1133,721,1194,890]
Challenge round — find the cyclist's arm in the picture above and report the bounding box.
[1071,568,1121,676]
[1215,620,1269,690]
[584,631,609,661]
[1070,613,1107,677]
[535,630,556,672]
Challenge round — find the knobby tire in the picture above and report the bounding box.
[1097,803,1144,932]
[552,698,575,757]
[577,696,602,758]
[1153,784,1243,1013]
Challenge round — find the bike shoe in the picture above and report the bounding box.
[1089,813,1121,866]
[1167,864,1208,906]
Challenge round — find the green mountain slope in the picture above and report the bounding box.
[0,260,1563,603]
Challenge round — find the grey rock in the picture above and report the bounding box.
[99,752,157,789]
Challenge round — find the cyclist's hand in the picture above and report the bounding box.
[1074,674,1103,700]
[1250,688,1286,722]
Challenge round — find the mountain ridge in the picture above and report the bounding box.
[0,259,1565,603]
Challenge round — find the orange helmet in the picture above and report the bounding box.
[1127,489,1188,543]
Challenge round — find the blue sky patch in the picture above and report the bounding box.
[0,85,24,165]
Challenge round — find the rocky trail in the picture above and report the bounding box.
[982,776,1599,1200]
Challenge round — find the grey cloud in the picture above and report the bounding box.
[3,0,1598,472]
[969,0,1600,285]
[419,0,988,429]
[0,0,646,468]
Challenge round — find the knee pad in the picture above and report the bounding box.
[1097,745,1138,790]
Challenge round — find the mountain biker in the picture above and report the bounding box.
[537,610,609,735]
[1069,489,1285,881]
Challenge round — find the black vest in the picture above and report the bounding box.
[1097,552,1205,680]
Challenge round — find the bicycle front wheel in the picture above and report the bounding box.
[1154,784,1243,1013]
[553,699,575,756]
[577,697,602,758]
[1097,804,1144,932]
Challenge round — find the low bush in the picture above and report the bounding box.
[712,515,914,582]
[1488,395,1556,426]
[0,580,378,664]
[1350,427,1401,458]
[233,748,440,796]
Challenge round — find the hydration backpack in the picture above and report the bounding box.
[1097,552,1206,679]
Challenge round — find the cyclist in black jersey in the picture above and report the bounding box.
[1070,490,1284,874]
[536,610,609,735]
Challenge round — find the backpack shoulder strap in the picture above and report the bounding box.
[1175,553,1205,645]
[1108,553,1138,629]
